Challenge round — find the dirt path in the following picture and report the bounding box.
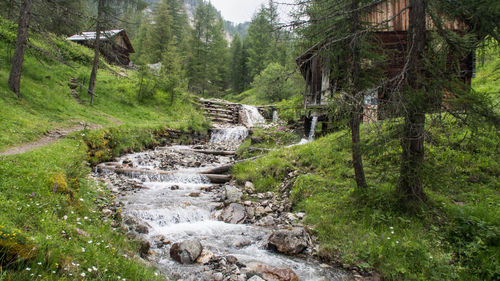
[0,122,101,157]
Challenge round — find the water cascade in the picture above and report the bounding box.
[210,126,249,144]
[242,105,266,127]
[95,125,350,281]
[308,116,319,142]
[272,110,279,123]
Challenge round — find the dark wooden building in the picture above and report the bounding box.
[297,0,475,123]
[67,29,135,66]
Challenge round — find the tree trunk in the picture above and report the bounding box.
[8,0,15,20]
[398,0,427,202]
[8,0,33,98]
[88,0,104,105]
[350,0,367,189]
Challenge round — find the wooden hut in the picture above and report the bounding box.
[297,0,475,123]
[67,29,135,66]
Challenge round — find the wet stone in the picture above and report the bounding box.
[219,203,247,224]
[268,227,309,255]
[170,239,203,264]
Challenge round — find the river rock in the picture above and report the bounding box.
[246,206,255,219]
[224,185,243,202]
[255,206,266,217]
[247,264,299,281]
[196,249,215,264]
[189,192,201,197]
[138,238,151,258]
[256,215,275,226]
[170,239,203,264]
[248,276,265,281]
[134,223,148,234]
[102,208,113,217]
[232,238,252,248]
[245,181,255,191]
[267,227,309,255]
[124,216,150,234]
[219,203,247,224]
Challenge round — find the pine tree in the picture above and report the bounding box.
[245,7,273,80]
[142,0,174,63]
[187,1,228,97]
[229,33,245,93]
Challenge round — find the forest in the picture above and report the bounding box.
[0,0,499,280]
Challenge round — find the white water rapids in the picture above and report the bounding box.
[96,118,350,280]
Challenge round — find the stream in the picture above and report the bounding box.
[94,106,350,281]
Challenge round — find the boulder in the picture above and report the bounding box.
[247,264,298,281]
[224,185,243,203]
[219,203,247,224]
[170,239,203,264]
[267,227,309,255]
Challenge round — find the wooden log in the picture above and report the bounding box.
[190,149,236,156]
[198,164,232,175]
[204,174,231,183]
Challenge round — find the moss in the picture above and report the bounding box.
[0,239,37,267]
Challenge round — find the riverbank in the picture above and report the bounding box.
[232,123,499,281]
[0,123,215,280]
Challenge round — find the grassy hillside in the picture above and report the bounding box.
[0,18,208,152]
[0,18,208,280]
[233,120,499,280]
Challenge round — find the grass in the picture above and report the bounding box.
[0,17,210,280]
[232,117,499,280]
[473,41,500,106]
[0,18,208,152]
[0,139,165,281]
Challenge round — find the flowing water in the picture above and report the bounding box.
[308,116,319,142]
[272,110,279,123]
[242,105,266,127]
[96,119,350,280]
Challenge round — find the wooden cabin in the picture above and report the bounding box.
[67,29,135,66]
[297,0,475,123]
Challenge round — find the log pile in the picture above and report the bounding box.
[200,99,241,124]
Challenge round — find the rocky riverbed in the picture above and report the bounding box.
[92,111,355,281]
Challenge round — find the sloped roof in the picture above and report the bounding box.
[67,29,135,53]
[67,29,123,41]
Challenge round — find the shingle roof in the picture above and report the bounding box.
[67,29,123,41]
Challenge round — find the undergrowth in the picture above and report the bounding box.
[233,119,499,280]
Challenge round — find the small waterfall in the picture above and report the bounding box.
[308,116,319,142]
[272,110,278,123]
[242,105,266,127]
[210,126,249,144]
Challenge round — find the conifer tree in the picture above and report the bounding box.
[245,7,273,80]
[229,33,245,93]
[187,1,228,97]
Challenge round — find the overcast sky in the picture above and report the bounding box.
[209,0,295,24]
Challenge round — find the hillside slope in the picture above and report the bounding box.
[0,18,208,281]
